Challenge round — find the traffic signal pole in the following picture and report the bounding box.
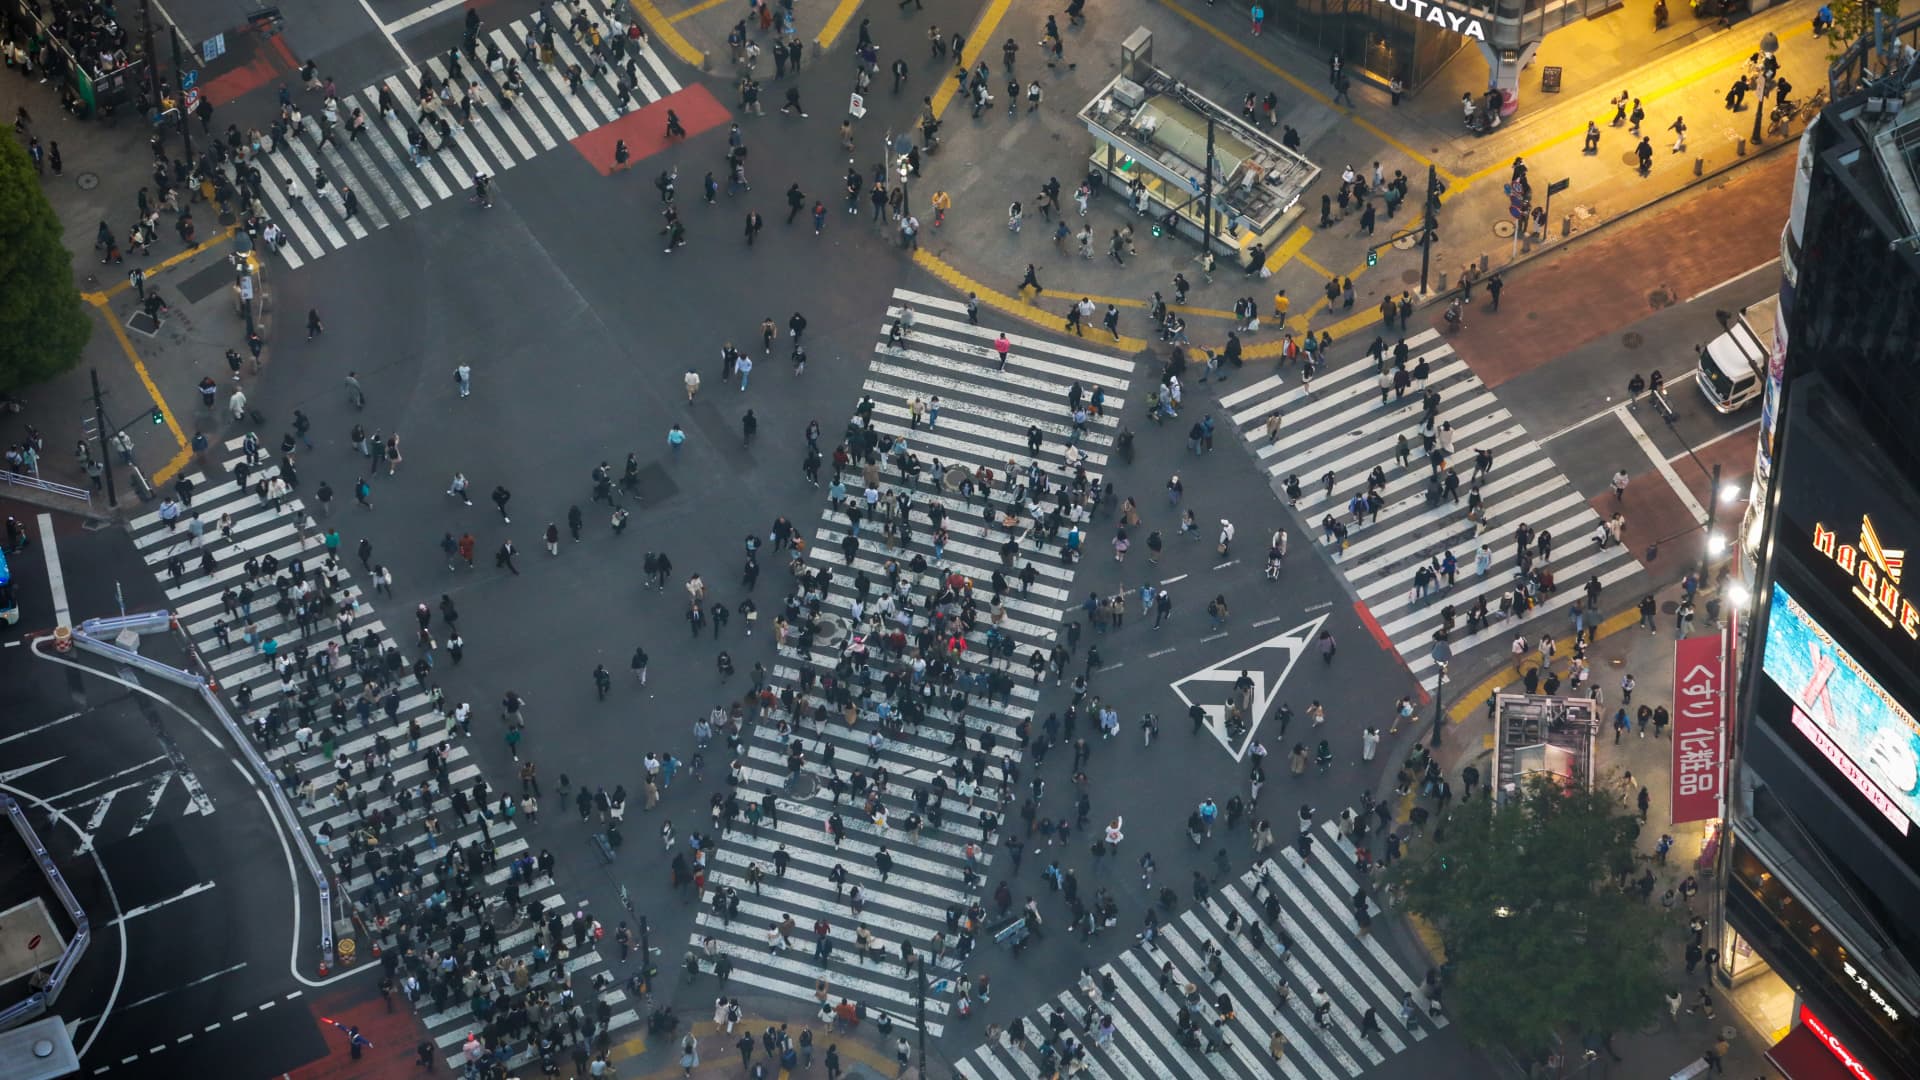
[1419,164,1439,296]
[90,369,117,509]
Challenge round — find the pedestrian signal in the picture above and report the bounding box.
[151,408,165,424]
[1366,248,1378,267]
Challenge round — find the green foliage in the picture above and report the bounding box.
[0,136,91,390]
[1385,775,1669,1055]
[1826,0,1903,62]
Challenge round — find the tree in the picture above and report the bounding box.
[1825,0,1903,63]
[1384,775,1668,1056]
[0,136,91,390]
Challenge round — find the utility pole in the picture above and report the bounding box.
[1200,112,1215,262]
[169,26,195,165]
[1419,163,1442,295]
[139,0,164,116]
[1696,462,1723,597]
[915,953,928,1074]
[90,369,117,509]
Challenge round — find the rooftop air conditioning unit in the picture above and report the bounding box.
[1111,77,1147,109]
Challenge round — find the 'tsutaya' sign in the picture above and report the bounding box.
[1374,0,1489,41]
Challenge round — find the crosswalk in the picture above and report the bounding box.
[682,288,1135,1032]
[1217,329,1639,688]
[242,0,680,268]
[955,820,1442,1080]
[122,444,636,1069]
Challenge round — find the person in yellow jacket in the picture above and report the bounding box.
[1272,288,1290,322]
[930,190,951,226]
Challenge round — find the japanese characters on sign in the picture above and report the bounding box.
[1672,635,1725,824]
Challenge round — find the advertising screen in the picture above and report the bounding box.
[1762,581,1920,836]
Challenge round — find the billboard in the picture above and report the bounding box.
[1672,634,1725,824]
[1762,581,1919,836]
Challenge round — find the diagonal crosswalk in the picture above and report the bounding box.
[242,0,680,269]
[1217,329,1639,688]
[123,442,636,1070]
[680,289,1134,1034]
[955,821,1442,1080]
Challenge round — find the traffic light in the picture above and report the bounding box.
[1366,247,1378,267]
[151,408,164,424]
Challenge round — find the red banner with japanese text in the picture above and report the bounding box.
[1672,634,1726,824]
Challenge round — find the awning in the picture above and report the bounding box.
[1766,1023,1858,1080]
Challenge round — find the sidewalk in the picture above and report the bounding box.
[901,0,1823,359]
[1411,579,1771,1079]
[605,998,906,1078]
[2,63,283,506]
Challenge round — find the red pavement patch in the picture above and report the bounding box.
[1585,431,1754,572]
[201,32,299,108]
[283,981,426,1080]
[570,84,731,176]
[1448,150,1797,388]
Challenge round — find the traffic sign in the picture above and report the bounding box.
[181,70,197,90]
[1546,177,1571,196]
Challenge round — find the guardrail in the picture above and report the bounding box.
[0,795,92,1031]
[0,470,93,505]
[70,614,336,974]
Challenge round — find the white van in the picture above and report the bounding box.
[1694,295,1778,414]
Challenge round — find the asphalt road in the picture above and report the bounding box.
[0,515,327,1078]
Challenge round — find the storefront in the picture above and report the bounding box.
[1722,383,1920,1080]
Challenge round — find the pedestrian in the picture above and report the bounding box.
[1669,115,1687,152]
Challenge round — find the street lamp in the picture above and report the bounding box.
[1751,32,1779,145]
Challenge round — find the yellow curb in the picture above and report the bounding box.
[1295,251,1335,279]
[1150,0,1455,185]
[668,0,732,23]
[814,0,865,52]
[628,0,704,66]
[82,224,239,305]
[1406,911,1447,965]
[928,0,1014,120]
[1024,289,1235,321]
[86,296,191,486]
[1263,225,1313,274]
[911,249,1150,353]
[611,1018,899,1078]
[1461,22,1815,185]
[1443,604,1643,726]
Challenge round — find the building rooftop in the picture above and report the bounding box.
[1078,66,1319,234]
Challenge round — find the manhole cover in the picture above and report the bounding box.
[1648,287,1674,308]
[1622,331,1644,349]
[1391,234,1418,250]
[814,613,846,649]
[1402,269,1422,285]
[1492,220,1515,237]
[76,171,99,190]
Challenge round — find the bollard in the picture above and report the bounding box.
[1694,156,1704,177]
[1437,270,1450,292]
[1736,137,1746,156]
[701,50,712,72]
[1561,214,1572,238]
[1478,253,1489,273]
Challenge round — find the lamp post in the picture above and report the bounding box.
[1750,32,1779,145]
[1429,634,1451,748]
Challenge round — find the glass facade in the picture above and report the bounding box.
[1257,0,1466,89]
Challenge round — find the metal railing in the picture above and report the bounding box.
[1829,11,1920,99]
[70,613,335,972]
[0,470,92,505]
[0,795,92,1031]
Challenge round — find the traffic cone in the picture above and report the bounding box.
[372,940,382,958]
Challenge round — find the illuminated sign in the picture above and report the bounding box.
[1373,0,1488,41]
[1841,961,1904,1023]
[1672,635,1724,824]
[1798,1005,1879,1080]
[1793,707,1911,834]
[1811,516,1920,639]
[1764,583,1920,834]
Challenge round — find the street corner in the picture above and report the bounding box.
[197,25,304,108]
[571,84,731,176]
[281,982,425,1080]
[632,0,726,68]
[1585,430,1750,576]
